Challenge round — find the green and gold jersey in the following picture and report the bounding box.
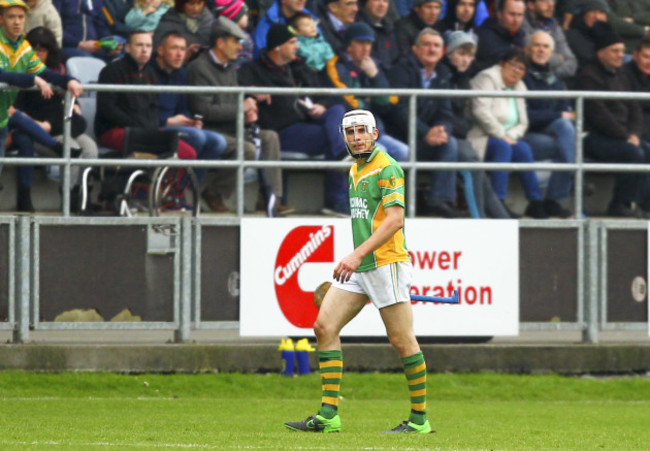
[0,28,45,128]
[349,146,410,272]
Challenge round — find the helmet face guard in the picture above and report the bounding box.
[340,109,378,159]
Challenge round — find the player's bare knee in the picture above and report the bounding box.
[388,333,417,356]
[313,319,333,342]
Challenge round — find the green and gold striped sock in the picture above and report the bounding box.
[401,351,427,425]
[317,350,342,420]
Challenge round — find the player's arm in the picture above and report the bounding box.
[333,205,404,282]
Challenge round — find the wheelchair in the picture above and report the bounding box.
[80,128,201,217]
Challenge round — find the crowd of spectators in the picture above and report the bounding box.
[3,0,650,218]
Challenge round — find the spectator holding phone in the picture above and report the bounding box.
[151,30,228,185]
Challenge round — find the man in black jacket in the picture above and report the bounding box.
[238,23,349,215]
[386,27,463,218]
[623,35,650,212]
[579,22,646,217]
[95,30,196,160]
[394,0,442,54]
[475,0,526,73]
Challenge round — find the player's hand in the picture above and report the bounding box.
[34,76,54,99]
[333,252,362,283]
[67,79,84,98]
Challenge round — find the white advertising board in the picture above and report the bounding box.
[241,218,519,337]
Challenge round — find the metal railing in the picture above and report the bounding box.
[1,83,648,344]
[4,83,650,217]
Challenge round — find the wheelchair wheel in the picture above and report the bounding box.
[120,169,151,217]
[149,166,201,217]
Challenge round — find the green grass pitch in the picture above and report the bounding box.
[1,371,649,450]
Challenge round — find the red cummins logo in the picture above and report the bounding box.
[274,225,334,327]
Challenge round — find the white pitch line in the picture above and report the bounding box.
[0,443,440,451]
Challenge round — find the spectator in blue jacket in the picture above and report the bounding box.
[522,30,574,218]
[150,30,228,185]
[386,28,464,218]
[252,0,318,57]
[474,0,526,73]
[53,0,124,61]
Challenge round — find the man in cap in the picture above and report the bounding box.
[0,0,83,211]
[571,0,650,54]
[475,0,526,72]
[394,0,443,54]
[323,22,407,162]
[238,23,350,215]
[578,22,646,218]
[521,0,577,80]
[565,0,610,70]
[187,16,291,215]
[316,0,359,52]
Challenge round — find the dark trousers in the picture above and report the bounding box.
[584,132,644,205]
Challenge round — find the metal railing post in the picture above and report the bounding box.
[61,91,73,217]
[574,96,584,218]
[12,215,30,343]
[407,95,418,218]
[174,216,192,342]
[582,219,600,343]
[236,92,245,217]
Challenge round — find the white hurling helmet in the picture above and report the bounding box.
[340,109,378,159]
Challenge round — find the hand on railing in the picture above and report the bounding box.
[34,75,53,99]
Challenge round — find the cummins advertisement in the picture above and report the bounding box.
[240,218,519,336]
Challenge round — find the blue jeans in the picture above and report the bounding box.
[418,136,458,204]
[523,117,575,201]
[486,137,542,201]
[377,134,408,161]
[278,104,346,159]
[9,110,65,188]
[163,125,227,183]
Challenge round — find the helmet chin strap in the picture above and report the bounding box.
[349,149,373,159]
